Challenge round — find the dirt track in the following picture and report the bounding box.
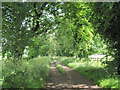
[44,61,101,90]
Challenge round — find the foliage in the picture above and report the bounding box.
[89,34,108,55]
[2,2,101,59]
[99,78,118,88]
[2,2,33,60]
[2,2,116,59]
[2,2,120,88]
[27,35,51,58]
[58,57,119,89]
[55,3,95,57]
[2,2,60,59]
[90,2,120,75]
[2,56,51,88]
[57,56,76,65]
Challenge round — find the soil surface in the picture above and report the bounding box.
[44,61,101,90]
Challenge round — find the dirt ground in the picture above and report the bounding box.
[44,61,101,90]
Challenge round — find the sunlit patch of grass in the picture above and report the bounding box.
[99,78,118,88]
[68,61,108,84]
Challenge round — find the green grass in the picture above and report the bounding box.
[2,56,51,88]
[57,56,77,65]
[58,56,119,89]
[54,61,66,74]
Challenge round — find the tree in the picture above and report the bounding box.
[55,2,94,58]
[2,2,61,60]
[2,2,32,60]
[90,2,120,75]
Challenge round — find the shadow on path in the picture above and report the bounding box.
[44,61,101,90]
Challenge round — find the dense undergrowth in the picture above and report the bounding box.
[58,56,119,89]
[2,56,51,88]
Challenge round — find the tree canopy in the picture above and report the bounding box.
[2,2,120,74]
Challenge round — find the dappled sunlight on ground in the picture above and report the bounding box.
[45,83,101,89]
[45,61,101,89]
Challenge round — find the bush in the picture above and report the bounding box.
[99,78,119,88]
[58,56,76,65]
[2,56,51,88]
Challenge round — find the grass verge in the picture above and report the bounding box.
[58,56,119,89]
[2,56,51,88]
[54,61,66,74]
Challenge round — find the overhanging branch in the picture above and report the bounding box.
[32,2,48,33]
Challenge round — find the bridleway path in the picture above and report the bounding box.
[44,60,101,90]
